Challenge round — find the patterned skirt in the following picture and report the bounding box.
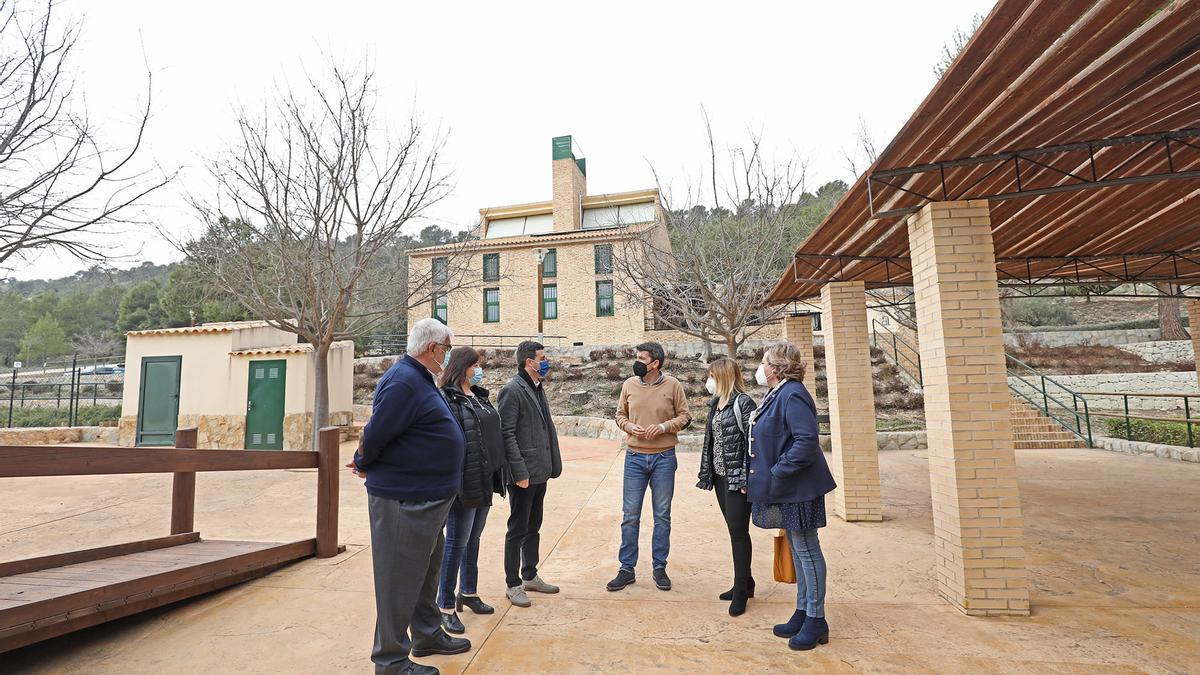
[752,496,827,530]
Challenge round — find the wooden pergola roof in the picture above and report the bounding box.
[768,0,1200,304]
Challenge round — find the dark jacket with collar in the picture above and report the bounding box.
[746,379,836,505]
[697,391,757,492]
[354,354,465,502]
[498,371,562,485]
[443,385,507,509]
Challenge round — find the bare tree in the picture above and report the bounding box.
[0,0,170,268]
[70,330,121,359]
[842,115,878,179]
[185,61,470,447]
[613,126,807,357]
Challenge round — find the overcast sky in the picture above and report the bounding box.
[12,0,994,281]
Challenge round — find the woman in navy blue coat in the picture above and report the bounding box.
[746,341,837,652]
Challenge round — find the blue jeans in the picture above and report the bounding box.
[788,528,827,618]
[619,448,677,571]
[437,503,490,609]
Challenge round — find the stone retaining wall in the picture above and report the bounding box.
[1115,340,1195,364]
[0,426,119,445]
[550,415,927,452]
[1008,371,1199,412]
[1093,436,1199,463]
[1003,328,1161,348]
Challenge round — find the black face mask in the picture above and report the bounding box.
[633,361,649,378]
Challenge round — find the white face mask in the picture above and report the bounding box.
[755,363,769,387]
[704,377,716,395]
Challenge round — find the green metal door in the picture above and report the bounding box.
[136,356,181,447]
[245,359,286,450]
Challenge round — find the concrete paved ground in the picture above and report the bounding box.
[2,439,1198,673]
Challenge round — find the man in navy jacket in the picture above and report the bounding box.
[352,318,468,675]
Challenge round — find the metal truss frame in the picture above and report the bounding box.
[793,250,1200,305]
[867,128,1200,219]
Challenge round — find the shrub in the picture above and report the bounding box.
[353,362,369,375]
[8,404,120,428]
[378,358,394,371]
[565,367,585,381]
[1105,418,1192,447]
[588,349,606,361]
[604,365,624,381]
[1006,297,1075,327]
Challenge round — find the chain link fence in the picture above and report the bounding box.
[0,354,125,428]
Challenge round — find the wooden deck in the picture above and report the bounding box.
[0,535,315,652]
[0,427,342,653]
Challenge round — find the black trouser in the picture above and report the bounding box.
[714,474,753,591]
[505,481,547,588]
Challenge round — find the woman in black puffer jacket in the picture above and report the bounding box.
[436,347,506,634]
[696,356,757,616]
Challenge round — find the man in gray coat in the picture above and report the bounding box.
[498,340,563,607]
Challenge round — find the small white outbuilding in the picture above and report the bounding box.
[119,321,353,450]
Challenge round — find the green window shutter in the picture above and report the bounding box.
[432,293,448,324]
[483,253,499,281]
[594,244,613,274]
[596,280,614,317]
[542,284,558,320]
[483,288,500,323]
[542,248,557,277]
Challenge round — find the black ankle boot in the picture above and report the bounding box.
[719,577,755,601]
[457,593,495,615]
[728,590,749,616]
[773,609,806,638]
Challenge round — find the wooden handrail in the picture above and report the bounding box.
[0,444,318,477]
[0,426,343,561]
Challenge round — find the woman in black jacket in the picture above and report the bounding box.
[747,341,837,652]
[436,347,506,634]
[696,356,757,616]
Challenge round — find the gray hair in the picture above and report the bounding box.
[408,318,454,355]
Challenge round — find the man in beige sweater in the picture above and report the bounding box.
[607,341,692,593]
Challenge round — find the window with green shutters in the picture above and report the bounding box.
[596,280,614,317]
[542,248,557,277]
[432,257,449,284]
[542,284,558,320]
[594,244,613,274]
[483,288,500,323]
[482,253,499,281]
[432,293,448,324]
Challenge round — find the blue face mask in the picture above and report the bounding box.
[537,358,551,378]
[470,366,485,386]
[440,350,451,371]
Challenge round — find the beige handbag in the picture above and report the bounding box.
[773,529,796,584]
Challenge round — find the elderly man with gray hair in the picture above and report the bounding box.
[351,318,470,675]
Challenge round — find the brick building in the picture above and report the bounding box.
[409,136,742,348]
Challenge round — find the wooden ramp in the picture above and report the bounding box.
[0,427,342,654]
[0,535,315,652]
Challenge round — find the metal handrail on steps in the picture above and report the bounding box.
[869,319,1094,448]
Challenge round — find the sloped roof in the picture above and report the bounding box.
[769,0,1200,303]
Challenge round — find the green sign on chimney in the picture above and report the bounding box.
[552,135,574,160]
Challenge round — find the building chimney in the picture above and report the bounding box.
[551,135,586,232]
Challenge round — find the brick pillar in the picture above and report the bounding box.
[782,314,818,396]
[1188,300,1200,388]
[820,282,882,522]
[908,200,1029,617]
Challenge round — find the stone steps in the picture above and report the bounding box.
[1008,396,1085,449]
